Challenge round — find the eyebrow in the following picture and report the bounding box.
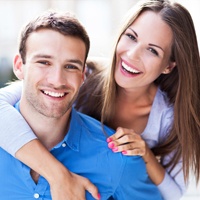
[33,54,52,59]
[128,28,164,52]
[149,43,164,52]
[129,28,138,37]
[32,54,84,66]
[68,59,84,67]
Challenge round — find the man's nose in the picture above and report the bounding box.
[47,67,66,87]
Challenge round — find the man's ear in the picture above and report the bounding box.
[13,54,24,80]
[162,61,176,74]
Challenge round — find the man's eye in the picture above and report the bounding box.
[65,65,78,69]
[38,61,50,65]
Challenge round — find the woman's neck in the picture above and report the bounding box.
[110,84,158,133]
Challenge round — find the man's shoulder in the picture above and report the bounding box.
[73,108,115,137]
[72,109,147,166]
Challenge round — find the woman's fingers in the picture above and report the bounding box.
[110,141,146,155]
[107,127,135,141]
[83,177,100,200]
[122,148,146,156]
[107,127,146,156]
[50,172,100,200]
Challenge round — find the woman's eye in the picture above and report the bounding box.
[149,48,158,56]
[126,33,136,41]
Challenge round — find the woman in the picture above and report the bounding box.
[1,0,200,199]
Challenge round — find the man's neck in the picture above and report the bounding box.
[19,100,71,150]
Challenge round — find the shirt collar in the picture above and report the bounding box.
[53,108,82,152]
[14,102,82,152]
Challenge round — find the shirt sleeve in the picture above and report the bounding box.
[0,81,22,104]
[156,95,186,200]
[157,172,185,200]
[0,82,37,157]
[157,154,186,200]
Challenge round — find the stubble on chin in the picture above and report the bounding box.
[25,88,79,119]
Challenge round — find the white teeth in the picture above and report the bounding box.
[122,61,140,73]
[43,90,65,97]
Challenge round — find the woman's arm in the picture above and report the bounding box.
[107,127,185,200]
[143,146,185,199]
[157,153,186,200]
[0,81,35,154]
[16,139,99,200]
[0,83,100,200]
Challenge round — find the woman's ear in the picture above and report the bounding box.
[13,54,24,80]
[162,61,176,74]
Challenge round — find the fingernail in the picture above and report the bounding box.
[112,147,118,152]
[106,138,112,143]
[122,150,127,154]
[98,193,101,199]
[108,142,115,149]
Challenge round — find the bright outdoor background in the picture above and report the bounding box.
[0,0,200,199]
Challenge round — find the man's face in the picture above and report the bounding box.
[14,29,86,118]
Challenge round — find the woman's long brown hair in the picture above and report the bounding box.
[75,0,200,183]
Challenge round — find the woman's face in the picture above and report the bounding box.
[115,11,175,90]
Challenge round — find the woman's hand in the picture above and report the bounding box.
[107,127,147,156]
[107,127,165,185]
[50,170,100,200]
[16,139,100,200]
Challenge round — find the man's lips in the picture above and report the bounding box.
[42,90,66,98]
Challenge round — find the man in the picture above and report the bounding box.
[0,11,162,199]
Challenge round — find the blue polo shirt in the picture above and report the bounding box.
[0,103,162,200]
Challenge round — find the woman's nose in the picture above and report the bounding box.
[127,44,141,61]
